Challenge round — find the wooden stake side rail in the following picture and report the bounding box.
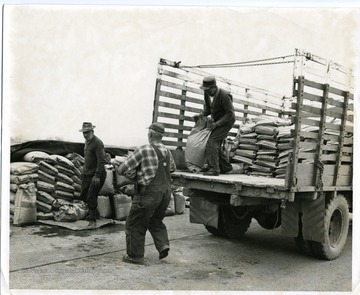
[154,53,353,197]
[154,60,287,150]
[289,76,353,192]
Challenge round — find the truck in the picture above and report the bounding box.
[152,49,354,260]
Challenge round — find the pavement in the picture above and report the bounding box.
[3,208,355,294]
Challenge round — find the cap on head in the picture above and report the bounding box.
[200,76,216,90]
[148,122,165,134]
[79,122,96,132]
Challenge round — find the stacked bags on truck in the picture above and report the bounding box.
[230,115,293,178]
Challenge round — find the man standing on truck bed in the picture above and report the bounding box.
[115,122,176,265]
[79,122,106,229]
[194,76,235,176]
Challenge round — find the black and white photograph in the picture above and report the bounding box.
[1,1,359,295]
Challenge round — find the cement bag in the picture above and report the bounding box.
[53,190,74,201]
[36,200,52,213]
[54,181,75,193]
[185,117,212,173]
[55,165,74,177]
[51,154,75,170]
[10,173,39,185]
[173,188,186,215]
[66,152,85,168]
[113,194,132,220]
[37,181,55,194]
[39,161,58,176]
[36,212,54,220]
[99,165,115,196]
[73,201,88,220]
[13,183,37,225]
[10,162,39,175]
[97,195,112,218]
[36,191,56,205]
[56,173,74,186]
[23,151,55,164]
[72,174,82,185]
[165,193,175,216]
[54,204,78,222]
[38,170,56,184]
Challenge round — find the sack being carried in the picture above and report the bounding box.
[185,117,212,173]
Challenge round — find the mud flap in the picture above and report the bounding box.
[190,195,219,228]
[281,196,325,243]
[281,200,300,238]
[301,195,325,243]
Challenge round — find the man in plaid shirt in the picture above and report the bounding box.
[116,122,176,265]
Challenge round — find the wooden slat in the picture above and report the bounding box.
[299,141,318,150]
[342,146,353,154]
[298,152,316,160]
[321,154,337,162]
[160,80,203,95]
[158,101,200,114]
[159,90,204,105]
[157,111,194,122]
[164,132,188,139]
[160,122,193,132]
[162,140,186,148]
[300,131,319,140]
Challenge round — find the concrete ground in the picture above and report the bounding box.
[4,208,354,294]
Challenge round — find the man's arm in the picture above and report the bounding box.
[214,92,235,127]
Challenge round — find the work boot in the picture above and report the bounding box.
[87,210,97,229]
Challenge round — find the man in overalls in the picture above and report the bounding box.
[115,122,176,265]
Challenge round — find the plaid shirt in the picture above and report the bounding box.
[118,143,176,186]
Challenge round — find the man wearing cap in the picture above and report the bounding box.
[194,76,235,176]
[115,122,176,265]
[79,122,106,228]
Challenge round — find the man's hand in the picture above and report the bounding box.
[210,122,218,130]
[193,113,203,122]
[91,176,100,187]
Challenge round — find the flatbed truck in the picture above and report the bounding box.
[152,49,354,260]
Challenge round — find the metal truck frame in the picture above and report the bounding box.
[152,49,354,260]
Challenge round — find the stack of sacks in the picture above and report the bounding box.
[275,125,294,178]
[253,116,293,177]
[232,119,257,167]
[252,117,279,177]
[10,162,39,222]
[20,151,86,220]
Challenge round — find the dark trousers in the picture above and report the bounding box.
[205,123,233,173]
[125,185,171,258]
[79,171,106,211]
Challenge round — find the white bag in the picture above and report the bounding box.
[185,117,212,172]
[13,183,37,225]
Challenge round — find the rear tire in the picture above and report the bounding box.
[308,194,349,260]
[220,205,252,239]
[205,225,222,236]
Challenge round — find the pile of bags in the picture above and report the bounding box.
[10,151,89,224]
[231,115,293,178]
[10,150,187,226]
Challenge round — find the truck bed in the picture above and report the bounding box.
[171,171,289,200]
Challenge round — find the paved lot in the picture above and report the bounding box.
[4,208,354,294]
